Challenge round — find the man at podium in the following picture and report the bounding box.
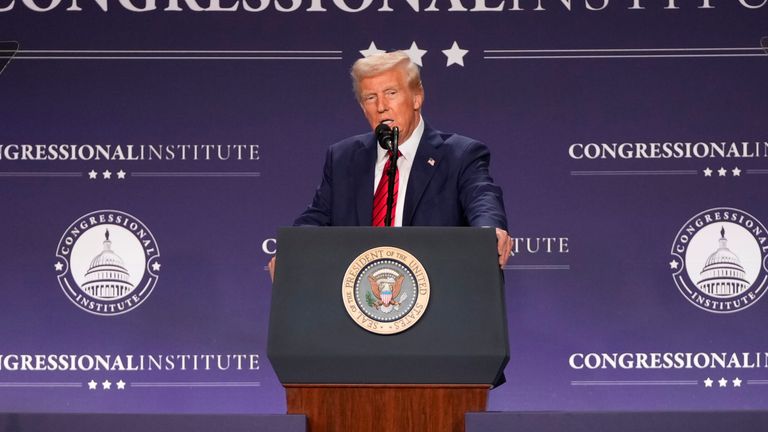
[268,53,512,429]
[271,51,512,278]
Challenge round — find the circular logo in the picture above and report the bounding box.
[342,246,430,335]
[670,208,768,313]
[55,210,161,316]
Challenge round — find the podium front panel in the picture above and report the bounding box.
[268,227,509,385]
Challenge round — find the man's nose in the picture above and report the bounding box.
[376,97,388,113]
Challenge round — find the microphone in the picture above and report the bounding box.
[374,122,400,227]
[375,123,395,152]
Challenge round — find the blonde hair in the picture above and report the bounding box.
[350,51,422,101]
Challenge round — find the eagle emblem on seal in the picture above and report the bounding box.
[367,269,407,313]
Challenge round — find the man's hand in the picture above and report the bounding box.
[496,228,513,268]
[268,256,276,282]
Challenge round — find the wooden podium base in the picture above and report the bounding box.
[285,384,489,432]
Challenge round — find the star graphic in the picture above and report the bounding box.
[102,170,112,180]
[404,41,427,66]
[442,41,468,67]
[732,167,741,177]
[718,377,728,387]
[117,170,126,180]
[151,261,162,272]
[703,377,713,388]
[733,377,742,387]
[116,380,126,390]
[669,260,679,270]
[703,167,712,177]
[359,41,384,58]
[717,167,727,177]
[54,262,64,271]
[88,380,98,390]
[88,170,98,180]
[102,380,112,390]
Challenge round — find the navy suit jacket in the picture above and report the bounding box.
[294,124,507,230]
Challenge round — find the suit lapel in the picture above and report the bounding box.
[403,126,444,226]
[354,136,378,226]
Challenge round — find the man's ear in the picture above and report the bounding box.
[413,90,424,110]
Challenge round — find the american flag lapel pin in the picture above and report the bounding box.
[427,158,435,166]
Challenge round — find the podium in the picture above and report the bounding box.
[268,227,509,432]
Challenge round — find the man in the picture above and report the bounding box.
[270,51,511,278]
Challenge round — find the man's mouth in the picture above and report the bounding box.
[380,119,394,126]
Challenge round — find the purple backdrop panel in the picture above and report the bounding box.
[1,1,767,414]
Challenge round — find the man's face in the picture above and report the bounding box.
[358,67,423,144]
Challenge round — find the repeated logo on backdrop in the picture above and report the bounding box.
[55,210,161,316]
[670,208,768,314]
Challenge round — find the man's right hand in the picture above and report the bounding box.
[268,256,276,282]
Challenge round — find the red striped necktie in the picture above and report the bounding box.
[372,151,401,227]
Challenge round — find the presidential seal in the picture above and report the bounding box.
[670,208,768,314]
[54,210,161,316]
[342,246,430,335]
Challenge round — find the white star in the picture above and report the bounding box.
[88,170,98,179]
[717,167,727,177]
[151,261,162,272]
[117,170,126,180]
[732,167,741,177]
[102,170,112,180]
[88,380,98,390]
[733,377,742,387]
[718,377,728,387]
[442,41,468,67]
[404,41,427,66]
[669,260,679,270]
[359,41,385,58]
[703,167,712,177]
[703,377,713,388]
[54,262,64,271]
[102,380,112,390]
[116,380,126,390]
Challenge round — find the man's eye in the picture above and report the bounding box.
[385,90,397,97]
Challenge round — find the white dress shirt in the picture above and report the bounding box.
[372,116,425,227]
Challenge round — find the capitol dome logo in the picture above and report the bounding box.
[55,210,161,316]
[670,208,768,313]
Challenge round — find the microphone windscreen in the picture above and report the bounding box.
[375,123,394,150]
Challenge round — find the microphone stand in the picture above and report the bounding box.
[384,127,399,227]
